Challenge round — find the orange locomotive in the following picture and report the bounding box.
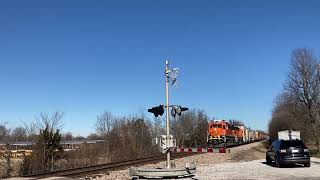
[207,120,243,146]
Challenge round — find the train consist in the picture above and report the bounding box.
[207,120,267,147]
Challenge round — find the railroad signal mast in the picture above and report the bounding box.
[131,61,194,178]
[147,60,188,169]
[165,60,171,169]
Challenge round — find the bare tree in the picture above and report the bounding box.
[286,48,320,153]
[40,111,162,170]
[171,109,208,147]
[62,132,73,141]
[73,136,86,141]
[36,112,63,131]
[137,107,146,120]
[87,133,101,140]
[151,116,164,138]
[20,112,64,175]
[269,48,320,153]
[11,127,27,142]
[95,111,114,137]
[192,110,209,147]
[172,110,194,147]
[268,91,308,140]
[228,119,244,126]
[22,120,38,141]
[95,111,115,157]
[0,123,10,142]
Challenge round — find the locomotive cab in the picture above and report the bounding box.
[207,120,243,147]
[207,120,229,146]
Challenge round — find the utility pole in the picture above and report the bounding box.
[165,60,171,169]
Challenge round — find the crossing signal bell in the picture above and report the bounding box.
[148,105,164,117]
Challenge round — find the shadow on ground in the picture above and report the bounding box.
[261,161,307,168]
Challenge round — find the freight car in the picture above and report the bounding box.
[249,130,256,142]
[237,125,250,143]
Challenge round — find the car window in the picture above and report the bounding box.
[280,140,306,149]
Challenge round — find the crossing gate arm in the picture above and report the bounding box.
[171,147,227,153]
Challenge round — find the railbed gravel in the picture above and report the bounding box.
[83,142,266,180]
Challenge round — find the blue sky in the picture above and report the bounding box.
[1,0,320,136]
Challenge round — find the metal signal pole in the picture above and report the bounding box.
[165,60,171,169]
[130,61,195,178]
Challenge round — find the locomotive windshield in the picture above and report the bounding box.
[210,125,222,128]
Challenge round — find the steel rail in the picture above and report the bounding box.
[21,141,263,178]
[23,152,196,178]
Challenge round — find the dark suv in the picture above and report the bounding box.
[266,139,310,167]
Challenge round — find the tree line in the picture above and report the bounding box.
[268,48,320,154]
[1,108,221,177]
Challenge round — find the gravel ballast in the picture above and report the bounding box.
[79,141,320,179]
[84,142,266,179]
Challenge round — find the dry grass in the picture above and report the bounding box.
[308,144,320,157]
[251,144,267,154]
[0,157,23,178]
[310,149,320,158]
[230,142,267,162]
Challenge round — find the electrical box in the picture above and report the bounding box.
[155,135,176,153]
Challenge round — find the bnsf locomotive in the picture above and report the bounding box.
[207,120,265,147]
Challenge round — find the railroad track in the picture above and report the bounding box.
[22,142,264,179]
[23,152,198,178]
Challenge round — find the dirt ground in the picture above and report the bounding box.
[228,141,266,162]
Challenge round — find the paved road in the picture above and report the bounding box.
[194,157,320,180]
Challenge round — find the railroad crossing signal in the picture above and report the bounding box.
[171,106,188,117]
[148,105,165,117]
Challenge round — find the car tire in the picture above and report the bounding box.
[275,156,282,168]
[266,155,272,165]
[304,162,310,167]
